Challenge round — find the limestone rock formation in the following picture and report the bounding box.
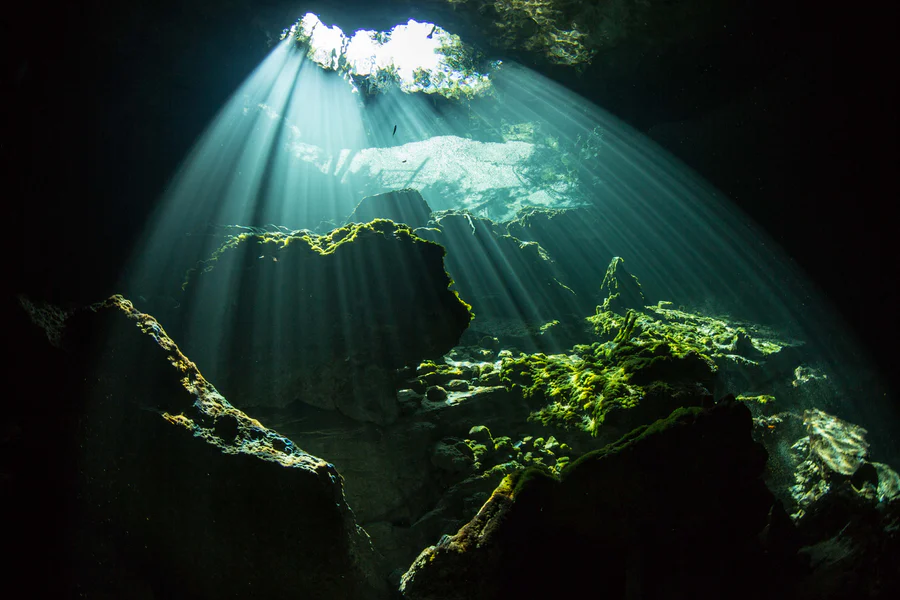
[12,295,387,599]
[598,255,646,312]
[179,219,472,424]
[399,399,796,600]
[763,408,900,599]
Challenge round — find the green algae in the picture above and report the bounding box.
[180,220,474,322]
[461,425,573,477]
[497,330,714,437]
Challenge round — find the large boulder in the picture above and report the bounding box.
[399,398,799,600]
[11,295,387,599]
[179,219,472,424]
[755,408,900,599]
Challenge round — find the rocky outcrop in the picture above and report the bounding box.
[260,351,546,577]
[598,256,645,313]
[179,219,472,424]
[12,295,387,599]
[399,398,798,600]
[258,293,818,583]
[753,408,900,598]
[14,287,896,599]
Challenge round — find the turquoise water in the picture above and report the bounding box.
[9,4,897,598]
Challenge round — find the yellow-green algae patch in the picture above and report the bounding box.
[181,219,469,315]
[499,335,713,437]
[588,302,789,360]
[94,295,328,470]
[462,425,574,478]
[497,296,796,438]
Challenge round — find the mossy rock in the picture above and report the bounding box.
[610,341,715,387]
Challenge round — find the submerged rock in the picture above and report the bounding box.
[12,295,386,599]
[750,407,900,598]
[179,219,472,424]
[399,399,796,600]
[598,256,646,313]
[774,409,900,527]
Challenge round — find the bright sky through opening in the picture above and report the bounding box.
[287,13,494,96]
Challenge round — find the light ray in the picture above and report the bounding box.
[119,13,888,438]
